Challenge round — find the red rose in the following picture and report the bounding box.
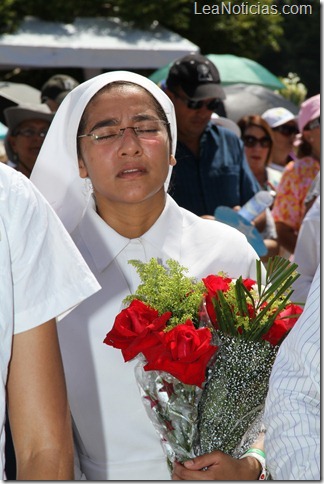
[202,275,232,327]
[123,311,171,362]
[144,320,217,387]
[262,303,303,346]
[202,275,232,297]
[242,278,256,291]
[103,299,171,361]
[246,302,257,319]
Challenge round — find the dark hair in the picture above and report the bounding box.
[77,81,172,156]
[296,138,312,158]
[237,114,274,165]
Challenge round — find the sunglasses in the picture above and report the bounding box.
[304,116,320,131]
[242,135,272,148]
[272,124,299,136]
[171,91,222,111]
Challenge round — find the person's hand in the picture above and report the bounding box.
[232,205,241,212]
[172,451,261,480]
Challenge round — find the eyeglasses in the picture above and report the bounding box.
[272,124,299,136]
[242,135,272,148]
[78,120,169,145]
[171,91,222,111]
[304,116,320,131]
[14,128,48,138]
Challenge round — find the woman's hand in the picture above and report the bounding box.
[172,451,261,481]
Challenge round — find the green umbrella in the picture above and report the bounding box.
[149,54,284,91]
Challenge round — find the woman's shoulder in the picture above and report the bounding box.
[290,156,319,171]
[181,206,249,242]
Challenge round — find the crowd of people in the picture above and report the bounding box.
[0,54,320,481]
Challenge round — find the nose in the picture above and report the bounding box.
[117,126,142,156]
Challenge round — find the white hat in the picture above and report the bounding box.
[31,71,177,234]
[210,113,241,137]
[261,107,296,128]
[3,103,54,132]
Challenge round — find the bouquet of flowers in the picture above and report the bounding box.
[103,256,302,471]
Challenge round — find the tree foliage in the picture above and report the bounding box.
[0,0,320,95]
[0,0,283,58]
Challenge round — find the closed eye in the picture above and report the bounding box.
[136,128,160,134]
[95,133,118,140]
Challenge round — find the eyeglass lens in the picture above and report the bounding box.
[186,98,221,111]
[243,135,272,148]
[273,124,299,136]
[15,129,48,138]
[304,117,320,130]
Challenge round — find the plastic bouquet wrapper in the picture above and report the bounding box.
[197,330,276,458]
[104,256,303,472]
[134,359,202,469]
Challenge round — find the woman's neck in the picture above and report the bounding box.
[255,170,267,188]
[95,192,166,239]
[18,160,33,178]
[271,146,290,166]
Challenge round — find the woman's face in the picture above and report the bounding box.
[242,125,271,175]
[9,119,50,171]
[271,121,297,157]
[303,119,321,160]
[78,84,175,209]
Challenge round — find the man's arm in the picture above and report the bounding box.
[275,221,297,254]
[7,319,74,480]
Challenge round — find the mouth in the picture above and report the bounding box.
[117,167,147,178]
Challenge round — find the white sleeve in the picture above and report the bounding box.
[264,266,320,480]
[3,166,101,333]
[291,197,320,304]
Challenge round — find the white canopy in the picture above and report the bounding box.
[0,16,199,70]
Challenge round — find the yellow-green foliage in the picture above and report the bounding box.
[277,72,307,107]
[124,258,206,328]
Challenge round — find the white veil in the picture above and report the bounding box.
[31,71,177,233]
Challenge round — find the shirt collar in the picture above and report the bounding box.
[77,195,183,273]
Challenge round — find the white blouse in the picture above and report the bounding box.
[58,194,261,480]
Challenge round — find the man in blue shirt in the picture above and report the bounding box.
[164,54,260,217]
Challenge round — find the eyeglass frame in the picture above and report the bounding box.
[304,116,320,131]
[169,90,222,111]
[77,120,170,144]
[272,124,299,137]
[13,128,49,138]
[242,135,272,148]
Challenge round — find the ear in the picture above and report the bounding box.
[8,136,17,153]
[169,154,177,166]
[78,157,89,178]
